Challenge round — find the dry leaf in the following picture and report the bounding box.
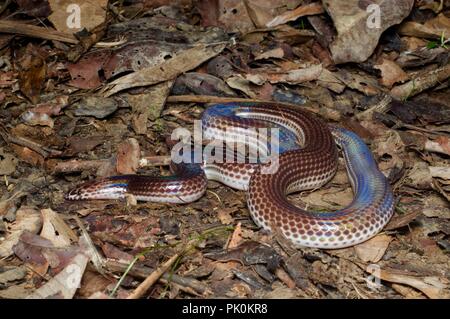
[18,45,46,104]
[245,0,302,28]
[0,148,18,175]
[217,0,255,33]
[366,266,449,299]
[254,48,285,61]
[424,13,450,37]
[0,207,42,258]
[324,0,414,63]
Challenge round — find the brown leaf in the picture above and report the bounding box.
[18,45,46,104]
[254,47,285,61]
[245,0,299,28]
[424,13,450,37]
[0,148,18,176]
[64,136,105,157]
[26,250,90,299]
[266,2,324,28]
[103,44,226,96]
[217,208,234,225]
[325,0,414,63]
[398,13,450,40]
[0,207,42,258]
[40,208,78,248]
[266,64,323,84]
[228,222,243,249]
[385,211,421,230]
[101,242,134,262]
[13,231,79,273]
[196,0,220,27]
[21,96,69,128]
[67,50,108,89]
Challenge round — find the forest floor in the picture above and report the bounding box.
[0,0,449,299]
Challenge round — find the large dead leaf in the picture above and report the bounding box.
[116,138,141,174]
[0,207,42,258]
[48,0,107,33]
[324,0,414,63]
[102,44,225,96]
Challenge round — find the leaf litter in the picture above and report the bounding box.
[0,0,449,299]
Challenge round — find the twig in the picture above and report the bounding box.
[0,125,62,158]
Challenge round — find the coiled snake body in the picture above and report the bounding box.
[67,103,394,248]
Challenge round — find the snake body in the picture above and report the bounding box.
[66,103,394,248]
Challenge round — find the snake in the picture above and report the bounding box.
[66,103,395,249]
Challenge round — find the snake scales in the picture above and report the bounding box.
[66,103,394,248]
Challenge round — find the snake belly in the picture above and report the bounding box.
[66,103,395,249]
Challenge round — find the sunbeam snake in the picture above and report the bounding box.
[66,103,395,249]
